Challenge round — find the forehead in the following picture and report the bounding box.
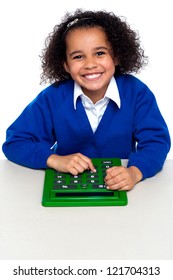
[65,27,109,48]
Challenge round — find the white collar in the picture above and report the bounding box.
[73,76,121,109]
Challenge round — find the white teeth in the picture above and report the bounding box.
[85,73,101,79]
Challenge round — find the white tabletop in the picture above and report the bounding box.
[0,159,173,260]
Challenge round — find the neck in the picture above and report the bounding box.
[81,89,107,104]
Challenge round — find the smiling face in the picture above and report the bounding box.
[64,27,117,103]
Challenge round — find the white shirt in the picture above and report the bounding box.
[73,77,121,133]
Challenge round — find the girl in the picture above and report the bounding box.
[2,9,171,191]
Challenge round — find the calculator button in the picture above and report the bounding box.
[102,160,113,164]
[86,174,98,179]
[86,169,98,174]
[70,175,79,178]
[92,185,106,189]
[70,179,82,184]
[54,174,66,179]
[102,165,112,170]
[54,185,77,190]
[54,180,66,184]
[87,179,99,184]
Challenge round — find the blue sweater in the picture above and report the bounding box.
[2,74,171,179]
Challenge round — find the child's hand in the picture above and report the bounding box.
[104,166,143,191]
[46,153,96,175]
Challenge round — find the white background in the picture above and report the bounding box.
[0,0,172,159]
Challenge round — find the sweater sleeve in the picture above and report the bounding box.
[2,90,56,169]
[127,83,171,179]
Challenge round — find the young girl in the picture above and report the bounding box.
[2,9,171,191]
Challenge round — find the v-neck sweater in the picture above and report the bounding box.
[2,74,171,180]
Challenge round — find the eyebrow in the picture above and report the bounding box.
[69,46,110,57]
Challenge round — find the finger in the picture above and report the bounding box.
[87,160,97,172]
[74,157,90,171]
[106,166,124,176]
[69,161,87,174]
[120,185,131,191]
[78,154,96,172]
[105,172,123,185]
[106,166,119,173]
[68,166,80,176]
[106,179,128,190]
[69,156,95,175]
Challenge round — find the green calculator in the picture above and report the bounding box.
[42,158,128,207]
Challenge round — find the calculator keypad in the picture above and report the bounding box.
[53,159,114,191]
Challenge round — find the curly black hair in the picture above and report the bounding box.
[40,9,148,84]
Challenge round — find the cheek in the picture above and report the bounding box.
[68,64,81,76]
[107,61,116,73]
[102,56,115,70]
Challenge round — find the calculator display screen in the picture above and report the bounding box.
[55,191,115,197]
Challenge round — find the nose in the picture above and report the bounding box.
[84,56,97,69]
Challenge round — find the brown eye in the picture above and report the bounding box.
[73,55,82,60]
[96,51,105,56]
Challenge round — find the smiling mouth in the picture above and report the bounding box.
[83,73,102,80]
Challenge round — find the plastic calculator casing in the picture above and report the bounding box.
[42,158,128,207]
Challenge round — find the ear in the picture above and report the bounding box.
[63,61,70,73]
[114,57,119,66]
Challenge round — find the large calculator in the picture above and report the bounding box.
[42,158,128,207]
